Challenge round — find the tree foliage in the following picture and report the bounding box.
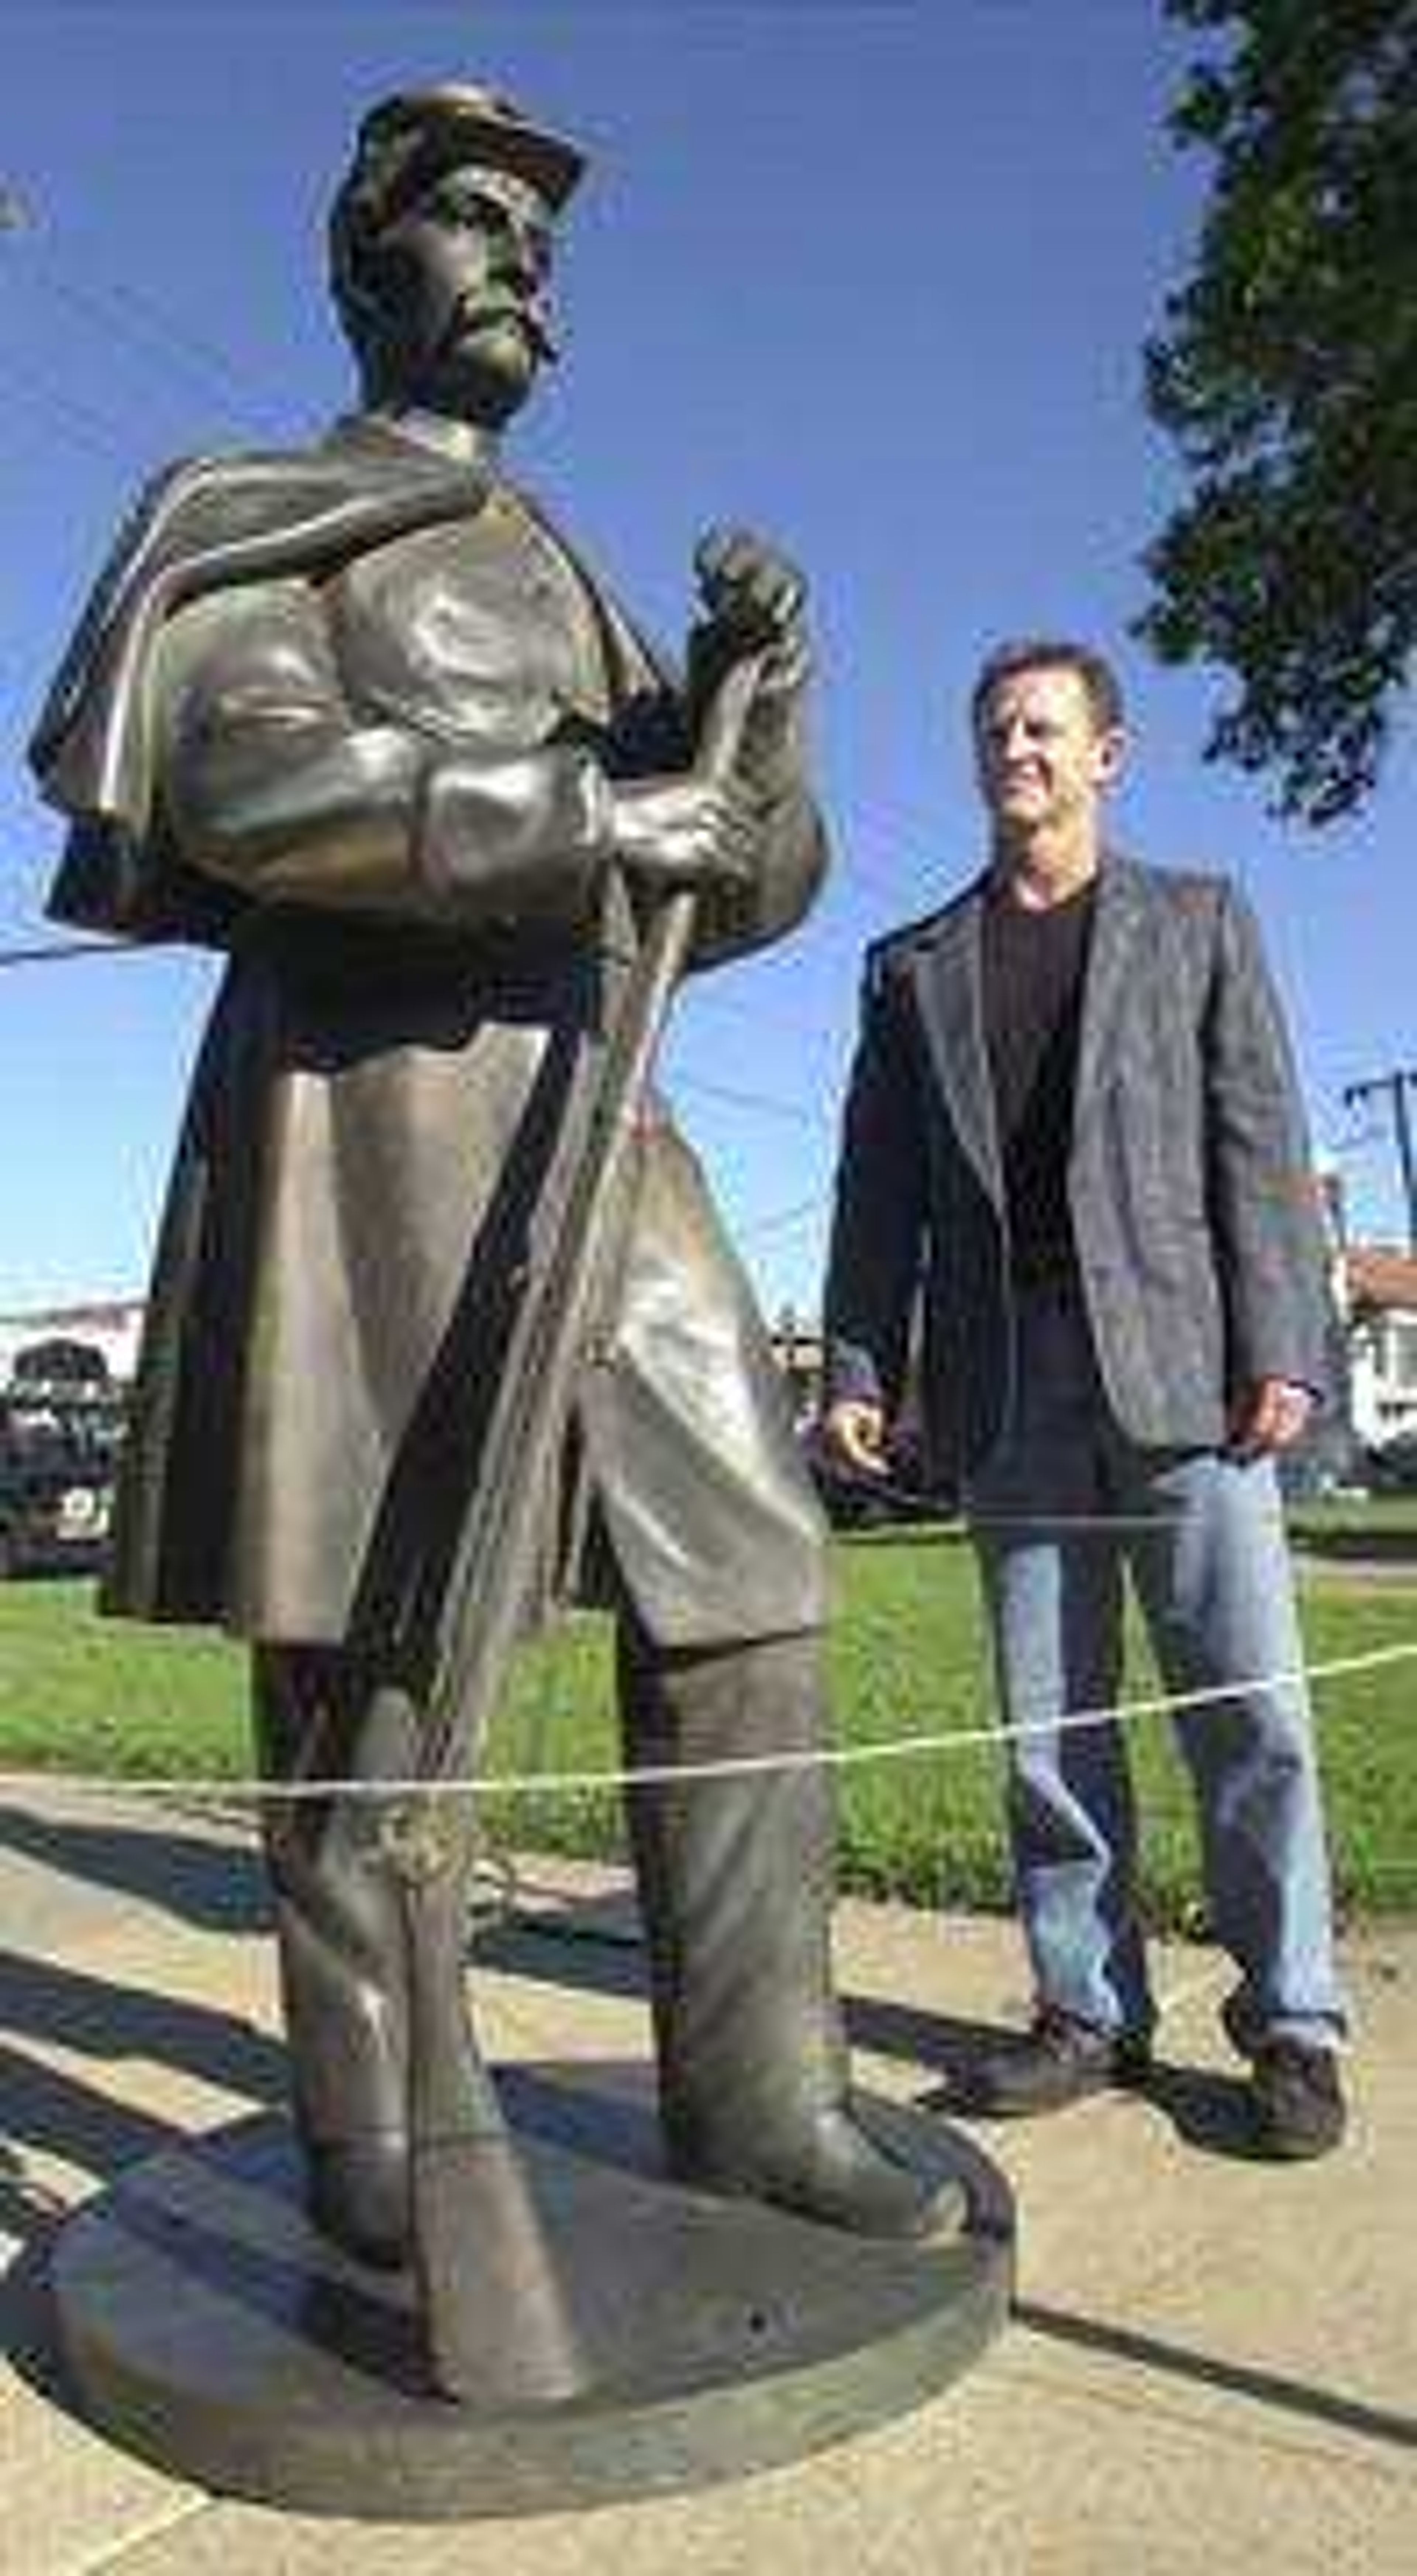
[1140,0,1417,822]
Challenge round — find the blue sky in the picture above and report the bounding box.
[2,1,1412,1323]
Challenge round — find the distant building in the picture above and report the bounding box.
[1342,1244,1417,1451]
[770,1309,823,1425]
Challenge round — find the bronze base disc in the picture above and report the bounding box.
[48,2065,1013,2521]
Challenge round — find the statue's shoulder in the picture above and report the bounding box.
[120,435,476,581]
[98,427,485,603]
[28,442,321,799]
[92,440,339,581]
[34,432,483,792]
[40,440,352,702]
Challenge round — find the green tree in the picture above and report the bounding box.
[1140,0,1417,822]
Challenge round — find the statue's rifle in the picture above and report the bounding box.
[383,650,767,2401]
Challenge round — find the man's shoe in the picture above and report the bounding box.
[1248,2040,1347,2161]
[966,2007,1151,2118]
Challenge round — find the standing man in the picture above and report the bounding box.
[33,83,943,2261]
[822,638,1347,2157]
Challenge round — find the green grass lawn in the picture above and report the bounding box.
[0,1520,1413,1924]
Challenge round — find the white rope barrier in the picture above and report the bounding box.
[0,1637,1411,1808]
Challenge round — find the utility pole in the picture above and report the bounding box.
[1343,1068,1417,1255]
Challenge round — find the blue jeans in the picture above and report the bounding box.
[965,1287,1346,2052]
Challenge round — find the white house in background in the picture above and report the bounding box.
[1340,1244,1417,1450]
[0,1298,145,1391]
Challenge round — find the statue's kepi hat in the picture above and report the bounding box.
[349,82,587,220]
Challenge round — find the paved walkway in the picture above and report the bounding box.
[0,1790,1412,2573]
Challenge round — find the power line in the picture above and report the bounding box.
[0,939,137,971]
[736,1194,830,1241]
[1324,1122,1392,1158]
[7,367,137,470]
[3,178,256,427]
[38,259,255,422]
[1342,1069,1417,1254]
[0,941,842,1132]
[669,1071,831,1129]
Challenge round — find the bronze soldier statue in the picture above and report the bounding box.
[32,83,944,2274]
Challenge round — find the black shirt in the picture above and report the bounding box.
[980,875,1097,1285]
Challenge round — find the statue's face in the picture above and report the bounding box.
[363,160,556,426]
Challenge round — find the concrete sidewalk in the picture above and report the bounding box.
[0,1789,1411,2574]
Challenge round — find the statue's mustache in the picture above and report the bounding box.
[444,290,558,365]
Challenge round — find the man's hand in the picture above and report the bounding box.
[819,1398,890,1480]
[1227,1376,1315,1460]
[606,772,759,893]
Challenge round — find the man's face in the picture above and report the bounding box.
[973,664,1124,842]
[365,160,557,425]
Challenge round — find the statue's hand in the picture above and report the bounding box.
[606,772,759,892]
[694,526,806,646]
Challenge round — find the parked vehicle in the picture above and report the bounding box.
[0,1390,122,1578]
[1365,1427,1417,1494]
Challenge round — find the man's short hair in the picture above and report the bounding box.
[970,639,1125,737]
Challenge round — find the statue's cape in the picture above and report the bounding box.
[30,431,490,943]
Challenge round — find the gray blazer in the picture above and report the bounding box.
[824,853,1333,1483]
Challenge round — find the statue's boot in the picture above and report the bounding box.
[253,1644,501,2270]
[619,1625,952,2239]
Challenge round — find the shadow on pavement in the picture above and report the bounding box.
[472,1893,1014,2079]
[0,1948,289,2378]
[0,1947,285,2110]
[1015,2296,1417,2455]
[473,1900,651,2003]
[0,1803,269,1936]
